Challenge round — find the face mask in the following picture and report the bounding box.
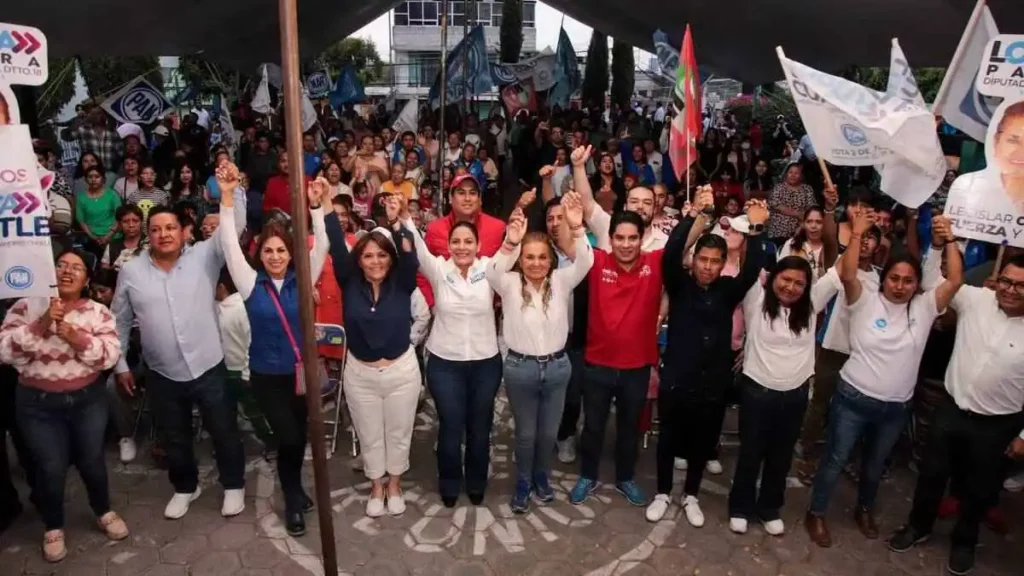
[741,143,751,150]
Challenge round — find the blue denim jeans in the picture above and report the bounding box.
[16,379,110,530]
[426,353,502,499]
[809,378,911,516]
[503,353,572,484]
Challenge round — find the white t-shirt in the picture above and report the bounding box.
[647,151,664,184]
[778,238,826,281]
[840,289,941,403]
[818,266,880,354]
[742,278,838,391]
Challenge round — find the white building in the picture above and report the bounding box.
[388,1,538,102]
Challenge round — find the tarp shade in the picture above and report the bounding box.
[8,0,1024,85]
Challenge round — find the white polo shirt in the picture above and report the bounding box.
[945,286,1024,435]
[404,220,499,361]
[840,289,941,403]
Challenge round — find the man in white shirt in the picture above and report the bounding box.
[644,139,664,185]
[889,254,1024,575]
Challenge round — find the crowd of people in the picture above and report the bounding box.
[0,95,1021,576]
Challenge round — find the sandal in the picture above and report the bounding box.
[43,529,66,563]
[97,511,129,541]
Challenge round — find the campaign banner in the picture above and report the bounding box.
[548,28,582,108]
[0,79,19,124]
[101,76,172,124]
[391,99,418,136]
[778,47,944,207]
[0,125,55,298]
[933,0,1000,143]
[945,96,1024,248]
[490,49,556,91]
[502,80,537,117]
[0,22,48,86]
[251,65,273,115]
[329,65,366,109]
[429,25,493,107]
[976,34,1024,99]
[306,70,332,99]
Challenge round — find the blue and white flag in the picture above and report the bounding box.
[329,65,366,109]
[933,0,1000,142]
[306,70,332,99]
[101,76,171,125]
[548,28,581,108]
[429,25,493,108]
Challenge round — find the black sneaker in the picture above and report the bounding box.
[441,496,458,508]
[301,492,315,513]
[888,525,930,553]
[468,492,484,506]
[284,505,306,537]
[947,546,975,576]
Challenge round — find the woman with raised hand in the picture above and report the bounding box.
[399,185,502,509]
[325,190,421,518]
[486,192,593,514]
[804,211,963,548]
[217,162,330,537]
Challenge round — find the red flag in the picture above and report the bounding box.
[670,25,701,181]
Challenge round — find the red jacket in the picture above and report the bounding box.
[262,174,311,216]
[418,211,506,307]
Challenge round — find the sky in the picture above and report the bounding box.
[351,2,632,61]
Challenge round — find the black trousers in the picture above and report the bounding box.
[579,364,649,483]
[728,376,809,521]
[0,366,35,514]
[250,372,309,510]
[656,386,727,496]
[908,396,1022,549]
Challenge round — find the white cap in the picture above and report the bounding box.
[153,125,170,137]
[116,123,144,142]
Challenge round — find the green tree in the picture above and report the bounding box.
[500,0,523,63]
[581,31,609,109]
[846,66,947,102]
[176,54,244,96]
[316,37,385,85]
[36,56,163,121]
[610,39,634,111]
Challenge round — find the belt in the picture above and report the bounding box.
[507,349,566,364]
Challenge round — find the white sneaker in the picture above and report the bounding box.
[557,438,577,464]
[706,460,723,475]
[762,518,785,536]
[164,489,201,519]
[118,438,137,463]
[366,496,385,518]
[221,488,245,517]
[387,493,406,516]
[645,494,670,522]
[729,517,748,534]
[674,458,688,471]
[1004,472,1024,492]
[682,495,705,528]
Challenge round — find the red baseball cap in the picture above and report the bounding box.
[450,173,480,192]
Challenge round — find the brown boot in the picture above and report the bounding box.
[854,506,879,539]
[804,511,832,548]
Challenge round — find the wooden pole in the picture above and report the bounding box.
[277,0,338,572]
[817,157,834,190]
[991,244,1007,280]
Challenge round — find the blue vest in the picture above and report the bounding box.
[244,268,304,375]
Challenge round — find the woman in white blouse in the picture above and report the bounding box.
[777,205,834,281]
[805,211,963,548]
[399,196,502,509]
[486,193,593,514]
[727,255,838,537]
[218,166,329,537]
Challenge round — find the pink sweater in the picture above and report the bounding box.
[0,298,121,392]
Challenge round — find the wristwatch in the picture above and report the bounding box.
[749,222,765,234]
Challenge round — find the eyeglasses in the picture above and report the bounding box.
[56,262,87,274]
[996,277,1024,295]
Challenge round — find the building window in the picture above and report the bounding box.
[523,1,535,27]
[394,1,531,28]
[408,52,442,87]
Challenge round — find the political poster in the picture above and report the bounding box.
[0,22,48,86]
[101,76,172,124]
[976,34,1024,99]
[945,95,1024,248]
[0,124,55,298]
[0,79,19,125]
[933,0,1000,143]
[489,49,556,91]
[306,70,332,99]
[501,80,537,117]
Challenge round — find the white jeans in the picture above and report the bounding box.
[344,347,421,480]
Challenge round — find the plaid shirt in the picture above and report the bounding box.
[76,125,122,169]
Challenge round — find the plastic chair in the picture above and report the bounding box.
[315,323,351,457]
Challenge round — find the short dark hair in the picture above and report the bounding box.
[217,266,237,295]
[609,210,645,239]
[1000,253,1024,274]
[401,131,416,140]
[92,267,118,290]
[147,205,181,226]
[544,197,562,217]
[694,234,727,260]
[116,204,144,222]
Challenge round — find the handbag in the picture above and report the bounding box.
[264,283,328,396]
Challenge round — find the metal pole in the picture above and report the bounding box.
[439,0,449,213]
[277,0,338,573]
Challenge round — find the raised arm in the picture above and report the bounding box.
[553,192,594,289]
[486,207,526,296]
[570,146,596,218]
[383,195,419,294]
[840,208,874,306]
[539,165,556,204]
[663,188,713,295]
[218,166,259,299]
[325,200,354,284]
[726,200,770,307]
[930,215,964,311]
[307,178,331,283]
[401,204,446,287]
[821,184,840,269]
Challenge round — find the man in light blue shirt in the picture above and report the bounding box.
[112,176,249,521]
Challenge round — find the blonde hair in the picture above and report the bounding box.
[517,232,557,314]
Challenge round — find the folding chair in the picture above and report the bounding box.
[315,323,353,457]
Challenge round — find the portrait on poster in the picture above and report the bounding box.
[0,82,20,125]
[945,97,1024,248]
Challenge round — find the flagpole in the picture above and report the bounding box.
[462,3,470,114]
[776,46,835,191]
[439,0,449,213]
[933,0,987,112]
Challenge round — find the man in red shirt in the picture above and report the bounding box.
[419,173,506,306]
[262,151,310,217]
[568,209,668,509]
